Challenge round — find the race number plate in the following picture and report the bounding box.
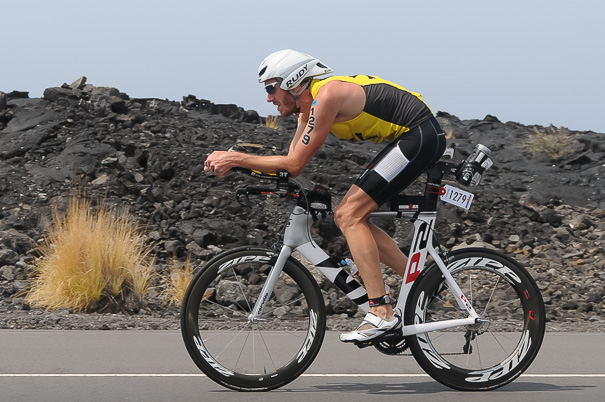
[440,185,474,210]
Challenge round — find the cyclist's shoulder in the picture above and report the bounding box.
[311,75,410,101]
[311,74,389,89]
[311,76,367,101]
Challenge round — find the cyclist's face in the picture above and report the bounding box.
[264,80,297,117]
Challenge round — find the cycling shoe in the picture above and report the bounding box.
[339,312,402,343]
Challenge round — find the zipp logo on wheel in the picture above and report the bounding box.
[194,336,234,377]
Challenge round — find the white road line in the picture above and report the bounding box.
[1,373,604,378]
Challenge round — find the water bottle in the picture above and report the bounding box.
[341,258,390,293]
[341,258,363,283]
[455,144,493,186]
[471,155,493,186]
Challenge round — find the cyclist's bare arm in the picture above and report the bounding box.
[204,87,346,177]
[288,114,308,154]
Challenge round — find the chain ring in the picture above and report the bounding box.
[373,337,409,356]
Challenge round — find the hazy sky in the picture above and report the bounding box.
[3,0,604,133]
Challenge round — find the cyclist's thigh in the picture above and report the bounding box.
[355,117,446,205]
[334,185,378,225]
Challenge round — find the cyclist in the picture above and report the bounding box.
[204,49,447,342]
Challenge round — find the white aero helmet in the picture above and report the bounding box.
[258,49,333,93]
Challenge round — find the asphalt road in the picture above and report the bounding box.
[1,330,604,402]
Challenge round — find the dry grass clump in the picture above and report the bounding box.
[527,124,581,161]
[264,115,281,129]
[25,195,155,312]
[162,255,193,306]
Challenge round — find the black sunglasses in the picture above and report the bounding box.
[264,82,281,95]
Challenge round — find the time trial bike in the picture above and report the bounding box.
[180,144,545,392]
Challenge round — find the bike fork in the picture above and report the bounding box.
[247,245,292,321]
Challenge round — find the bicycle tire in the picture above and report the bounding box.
[404,247,545,391]
[180,246,326,391]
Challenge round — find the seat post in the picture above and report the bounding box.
[388,161,456,213]
[423,162,447,201]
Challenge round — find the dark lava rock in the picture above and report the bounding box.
[0,78,603,332]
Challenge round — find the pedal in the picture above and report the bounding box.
[352,328,404,349]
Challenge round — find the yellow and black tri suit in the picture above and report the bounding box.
[309,75,434,143]
[310,75,446,205]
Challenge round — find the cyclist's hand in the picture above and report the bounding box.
[204,151,237,177]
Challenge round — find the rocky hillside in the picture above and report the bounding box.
[0,77,603,331]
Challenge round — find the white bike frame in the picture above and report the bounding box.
[249,205,480,336]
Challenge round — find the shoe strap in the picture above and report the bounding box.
[362,312,385,328]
